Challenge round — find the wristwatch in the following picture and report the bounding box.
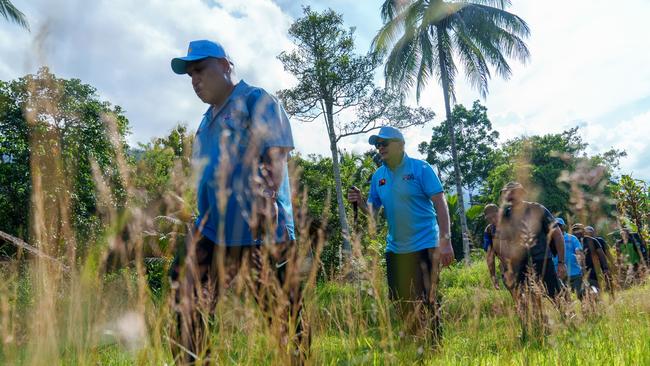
[442,233,451,240]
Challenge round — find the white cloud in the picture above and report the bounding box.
[0,0,295,144]
[1,0,649,180]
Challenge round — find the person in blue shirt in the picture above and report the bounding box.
[167,40,306,364]
[553,218,584,298]
[347,126,453,341]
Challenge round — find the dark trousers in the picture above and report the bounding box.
[169,235,308,364]
[513,257,561,299]
[568,274,585,299]
[385,248,441,340]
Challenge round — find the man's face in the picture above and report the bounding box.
[503,187,524,204]
[485,210,498,225]
[573,229,584,238]
[374,138,403,162]
[186,58,231,104]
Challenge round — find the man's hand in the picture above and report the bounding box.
[438,238,454,267]
[347,186,363,204]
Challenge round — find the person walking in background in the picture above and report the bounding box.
[572,223,611,297]
[585,225,616,291]
[483,203,504,290]
[616,227,648,283]
[496,182,566,299]
[553,218,584,298]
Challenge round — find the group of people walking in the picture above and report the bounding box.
[166,39,648,364]
[483,186,648,301]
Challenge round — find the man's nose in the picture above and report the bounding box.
[192,75,200,88]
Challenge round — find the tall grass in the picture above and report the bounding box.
[0,74,648,366]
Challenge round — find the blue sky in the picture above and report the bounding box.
[1,0,649,180]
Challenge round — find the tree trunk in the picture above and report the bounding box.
[437,29,471,265]
[325,102,352,266]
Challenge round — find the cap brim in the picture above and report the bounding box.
[369,133,394,145]
[171,55,210,75]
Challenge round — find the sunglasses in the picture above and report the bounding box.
[374,140,394,148]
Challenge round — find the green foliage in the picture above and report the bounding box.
[446,193,485,260]
[277,7,434,137]
[613,175,649,242]
[293,151,383,275]
[132,124,193,203]
[0,67,130,251]
[419,100,499,195]
[483,127,625,216]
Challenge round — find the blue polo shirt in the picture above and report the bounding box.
[193,80,295,246]
[367,154,444,254]
[553,232,583,277]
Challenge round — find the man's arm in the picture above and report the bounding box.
[596,247,610,272]
[431,192,454,267]
[487,246,499,289]
[551,227,566,279]
[254,146,290,230]
[260,147,290,191]
[347,186,371,215]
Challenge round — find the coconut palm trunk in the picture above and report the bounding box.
[437,26,471,264]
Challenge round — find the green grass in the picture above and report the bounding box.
[1,258,649,365]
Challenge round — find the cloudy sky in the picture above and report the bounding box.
[1,0,649,180]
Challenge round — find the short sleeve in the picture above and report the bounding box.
[592,238,603,250]
[420,163,444,197]
[249,89,294,153]
[573,236,583,251]
[482,225,493,251]
[540,206,556,234]
[367,173,382,209]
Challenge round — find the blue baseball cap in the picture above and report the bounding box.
[556,217,566,226]
[171,40,232,75]
[368,126,404,145]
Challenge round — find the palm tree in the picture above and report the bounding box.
[1,0,29,30]
[373,0,530,264]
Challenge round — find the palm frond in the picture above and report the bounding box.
[0,0,29,30]
[384,23,420,92]
[436,24,458,103]
[458,6,529,79]
[452,16,490,97]
[415,26,438,101]
[462,0,511,9]
[468,4,530,38]
[372,10,407,55]
[380,0,415,22]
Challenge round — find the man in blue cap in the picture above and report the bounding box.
[347,126,453,341]
[168,40,306,364]
[553,218,584,298]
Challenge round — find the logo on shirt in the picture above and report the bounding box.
[402,174,415,181]
[379,178,386,186]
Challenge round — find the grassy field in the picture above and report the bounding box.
[1,254,648,365]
